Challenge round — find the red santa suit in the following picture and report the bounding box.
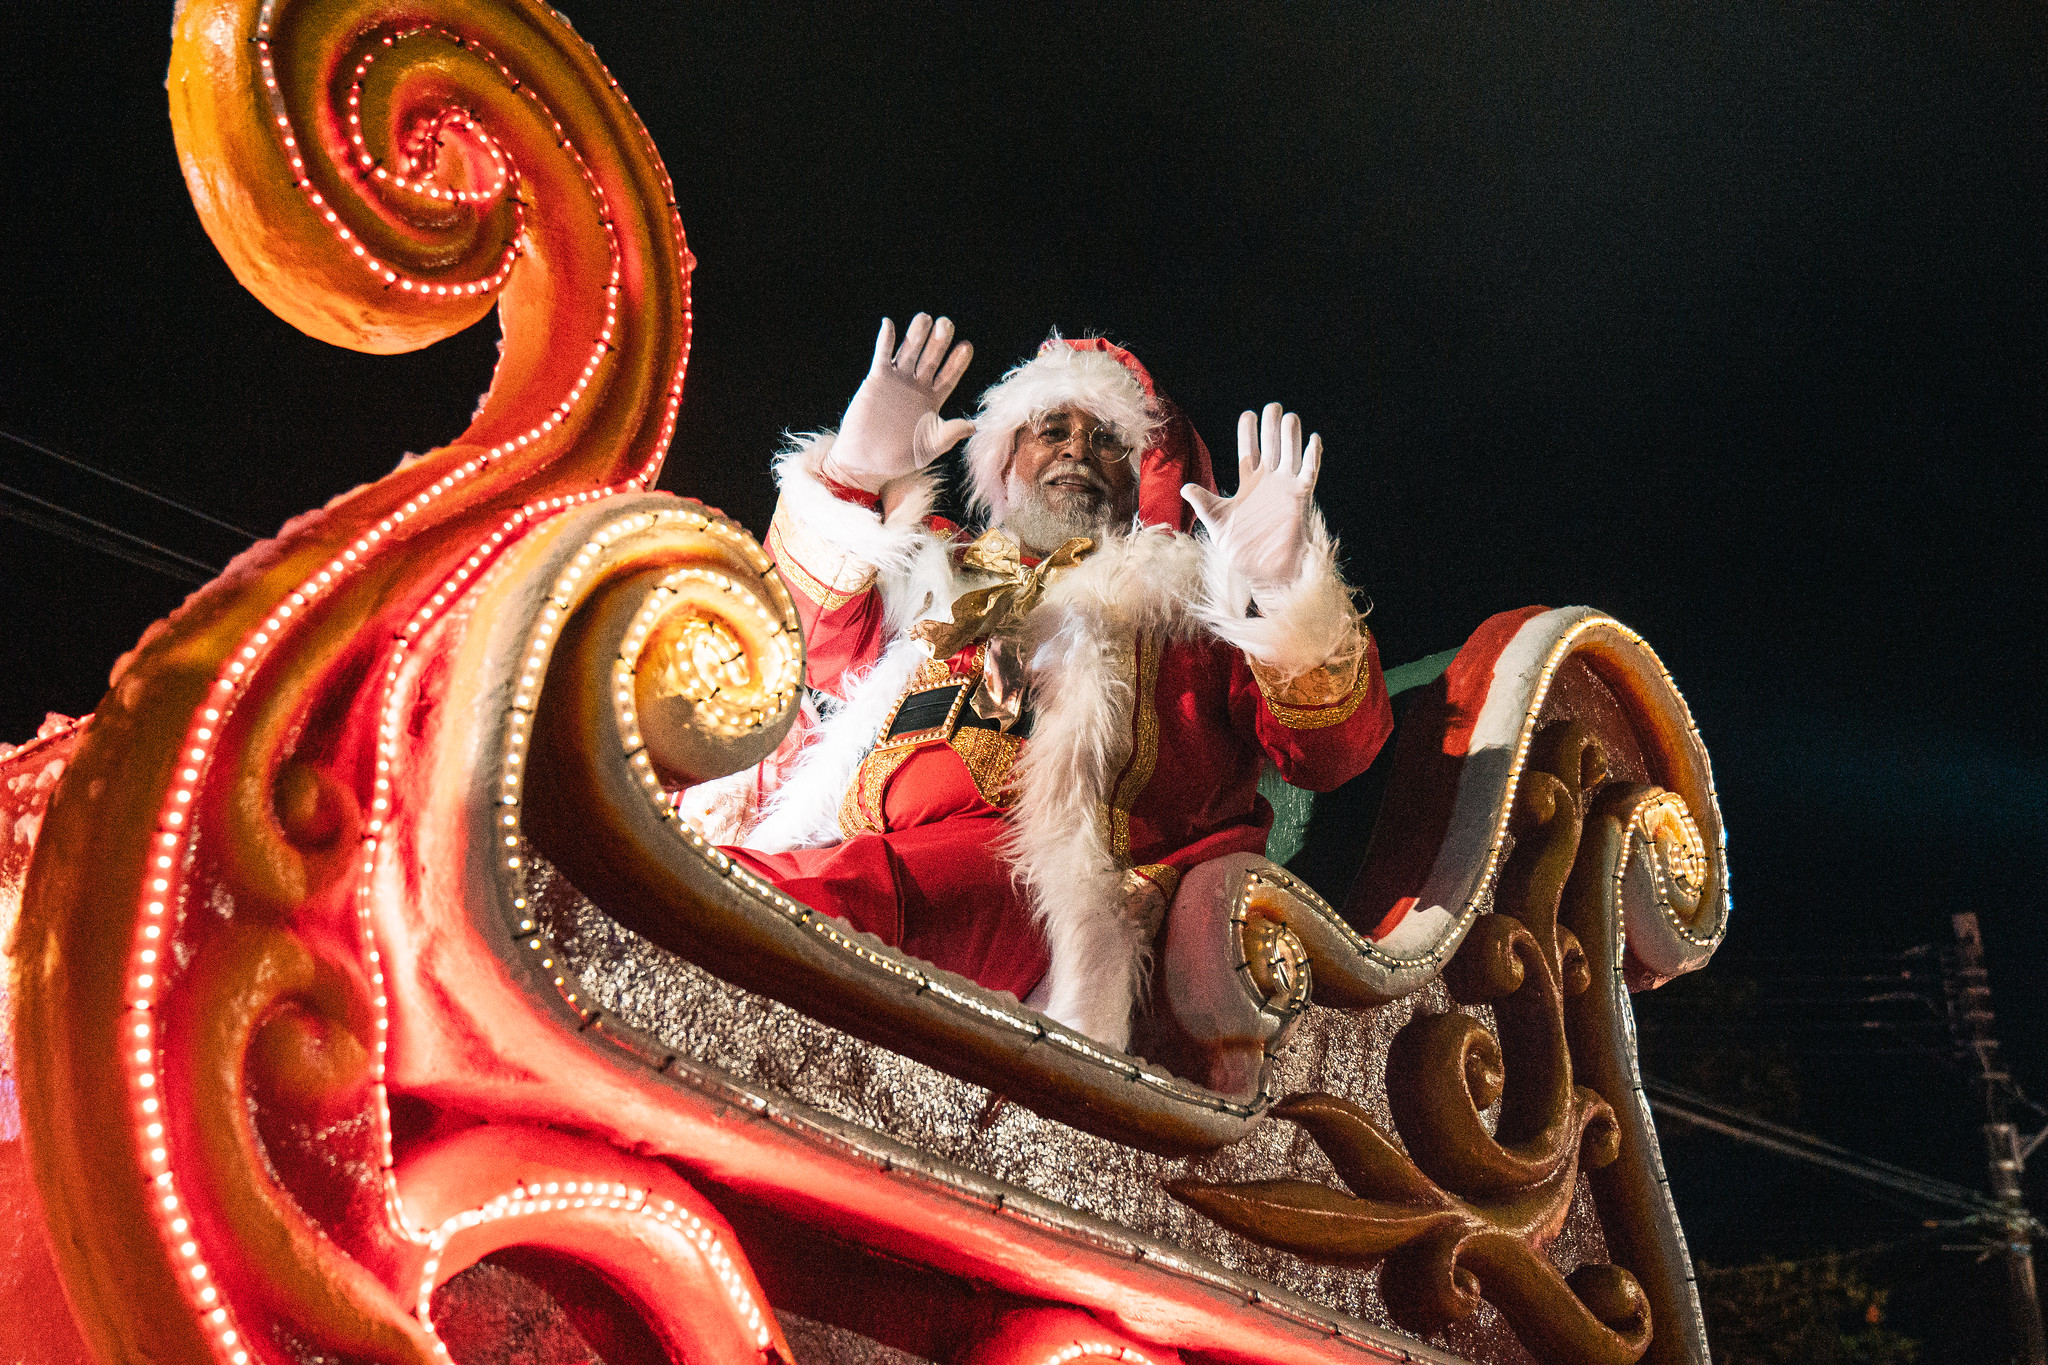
[691,339,1391,1049]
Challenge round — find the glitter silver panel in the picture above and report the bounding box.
[536,860,1603,1365]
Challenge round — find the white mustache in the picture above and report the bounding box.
[1040,467,1110,497]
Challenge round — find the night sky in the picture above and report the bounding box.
[4,2,2045,1355]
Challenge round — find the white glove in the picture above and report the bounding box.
[822,313,977,493]
[1182,402,1325,596]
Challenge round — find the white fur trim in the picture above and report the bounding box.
[1193,509,1361,682]
[773,432,941,579]
[963,342,1158,528]
[1029,525,1208,646]
[674,767,760,845]
[878,535,959,639]
[743,641,927,852]
[999,529,1205,1049]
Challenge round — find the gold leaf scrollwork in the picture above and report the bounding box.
[650,616,750,701]
[1240,913,1312,1016]
[1633,789,1709,926]
[1169,720,1653,1365]
[622,561,804,785]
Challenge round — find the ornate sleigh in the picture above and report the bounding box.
[0,3,1729,1364]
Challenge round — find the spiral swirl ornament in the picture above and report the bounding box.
[169,0,690,495]
[624,564,804,786]
[1238,914,1310,1016]
[1632,790,1709,915]
[10,3,1742,1359]
[9,1,753,1362]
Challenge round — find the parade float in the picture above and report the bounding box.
[0,2,1729,1362]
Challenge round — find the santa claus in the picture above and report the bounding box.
[685,315,1392,1050]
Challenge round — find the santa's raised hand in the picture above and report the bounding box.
[823,313,977,493]
[1182,402,1325,597]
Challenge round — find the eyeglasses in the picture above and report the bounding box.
[1022,415,1133,462]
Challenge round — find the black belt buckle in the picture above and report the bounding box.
[879,681,1034,748]
[882,682,972,747]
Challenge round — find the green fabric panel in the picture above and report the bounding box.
[1381,645,1462,699]
[1260,764,1316,866]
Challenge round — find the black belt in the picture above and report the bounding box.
[881,682,1034,746]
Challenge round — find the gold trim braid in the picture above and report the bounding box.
[1129,863,1183,903]
[1250,631,1374,731]
[838,745,915,837]
[1106,634,1162,860]
[767,505,875,611]
[948,727,1024,809]
[839,650,1023,836]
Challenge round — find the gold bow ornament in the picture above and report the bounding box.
[909,530,1095,660]
[909,530,1095,732]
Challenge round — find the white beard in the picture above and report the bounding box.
[1000,472,1123,555]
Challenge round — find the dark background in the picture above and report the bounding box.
[4,3,2044,1358]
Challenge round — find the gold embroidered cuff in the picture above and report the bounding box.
[1126,863,1183,903]
[768,506,876,611]
[1250,626,1374,730]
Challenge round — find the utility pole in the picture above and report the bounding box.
[1950,912,2048,1365]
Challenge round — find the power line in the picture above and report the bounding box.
[1643,1077,2036,1228]
[1694,1221,1991,1278]
[1,429,260,541]
[1706,953,1939,975]
[0,479,220,586]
